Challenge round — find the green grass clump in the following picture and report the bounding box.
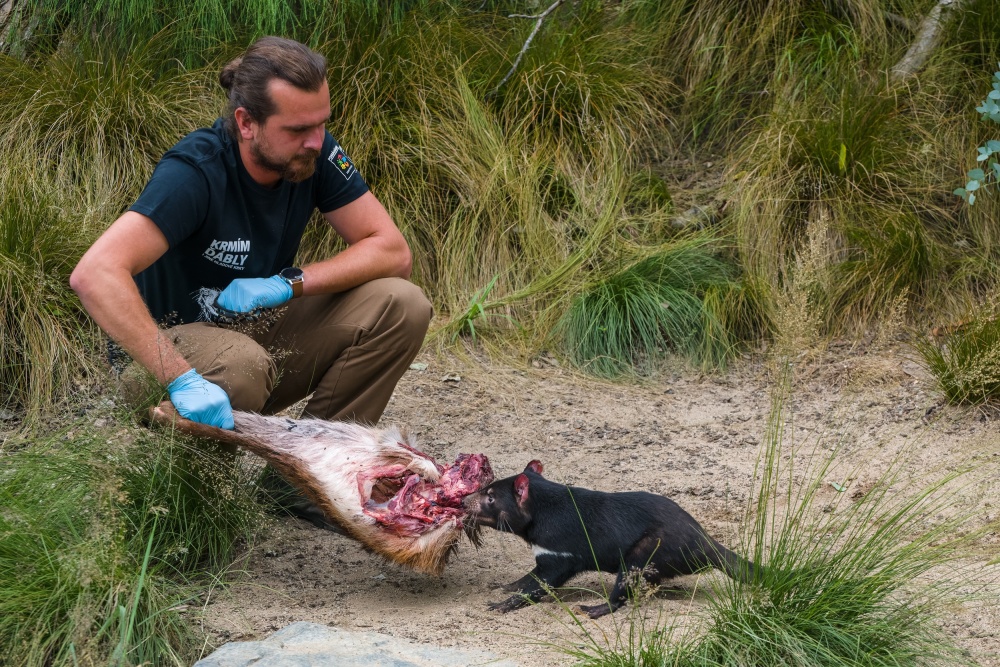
[2,0,424,64]
[0,37,218,418]
[665,375,978,666]
[0,422,267,665]
[557,237,751,376]
[915,303,1000,405]
[569,364,983,667]
[0,183,97,422]
[0,38,218,210]
[829,211,937,327]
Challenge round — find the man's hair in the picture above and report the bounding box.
[219,36,327,140]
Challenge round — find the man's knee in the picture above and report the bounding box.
[378,278,433,345]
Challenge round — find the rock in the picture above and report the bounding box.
[194,622,519,667]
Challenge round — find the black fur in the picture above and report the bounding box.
[462,460,757,618]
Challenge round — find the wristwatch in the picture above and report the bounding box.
[279,267,304,298]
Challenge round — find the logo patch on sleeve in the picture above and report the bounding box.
[328,143,357,180]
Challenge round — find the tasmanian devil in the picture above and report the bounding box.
[462,460,757,618]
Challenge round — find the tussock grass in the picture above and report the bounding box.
[556,236,751,376]
[0,37,218,420]
[0,37,218,212]
[675,369,981,667]
[0,180,97,422]
[566,364,987,667]
[635,0,898,141]
[2,0,423,63]
[0,421,267,665]
[915,300,1000,405]
[299,14,672,355]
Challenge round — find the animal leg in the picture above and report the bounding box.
[501,572,542,593]
[579,541,665,619]
[489,558,576,613]
[577,570,630,619]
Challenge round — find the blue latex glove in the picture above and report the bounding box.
[167,369,235,429]
[217,276,292,313]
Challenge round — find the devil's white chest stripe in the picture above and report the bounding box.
[531,544,575,559]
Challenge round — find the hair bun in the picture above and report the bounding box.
[219,57,242,90]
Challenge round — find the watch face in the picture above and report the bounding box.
[280,267,303,281]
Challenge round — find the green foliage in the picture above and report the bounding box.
[2,0,428,64]
[0,37,216,417]
[667,369,977,666]
[915,304,1000,405]
[0,38,218,209]
[830,212,935,328]
[0,424,267,665]
[0,182,96,421]
[447,274,516,343]
[954,66,1000,205]
[557,237,751,376]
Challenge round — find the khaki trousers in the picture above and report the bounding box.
[161,277,431,425]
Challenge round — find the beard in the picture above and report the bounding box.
[250,135,320,183]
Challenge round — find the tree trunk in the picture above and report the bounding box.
[0,0,16,46]
[890,0,973,83]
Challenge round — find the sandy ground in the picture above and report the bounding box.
[195,343,1000,665]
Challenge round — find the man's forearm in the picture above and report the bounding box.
[299,235,412,297]
[72,266,191,385]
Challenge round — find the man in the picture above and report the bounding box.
[70,36,432,529]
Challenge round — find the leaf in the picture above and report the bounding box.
[968,168,986,181]
[988,140,1000,153]
[970,192,976,205]
[954,187,967,198]
[990,90,1000,100]
[838,143,847,173]
[993,162,1000,179]
[978,100,1000,116]
[830,482,846,493]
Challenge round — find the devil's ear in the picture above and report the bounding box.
[514,473,530,505]
[524,460,543,475]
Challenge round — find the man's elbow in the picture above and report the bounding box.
[69,259,92,299]
[395,245,413,279]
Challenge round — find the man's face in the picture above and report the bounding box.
[247,79,331,183]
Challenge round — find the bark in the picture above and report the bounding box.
[890,0,973,83]
[490,0,564,96]
[0,0,16,47]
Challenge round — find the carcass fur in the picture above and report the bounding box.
[150,402,492,575]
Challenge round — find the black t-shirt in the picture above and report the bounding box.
[131,118,369,324]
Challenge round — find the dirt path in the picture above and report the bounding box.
[197,345,1000,665]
